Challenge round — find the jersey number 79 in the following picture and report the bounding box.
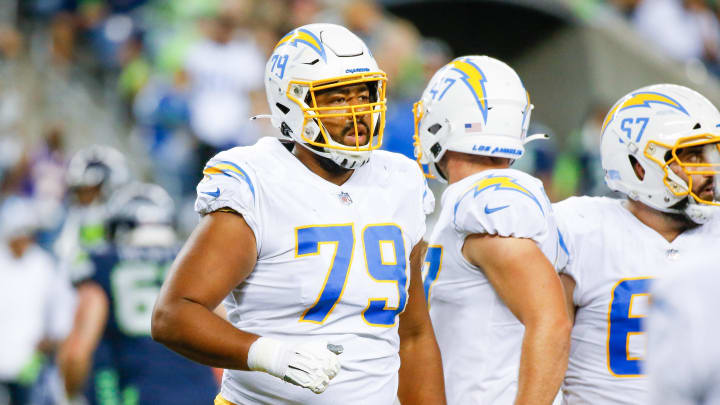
[296,223,407,327]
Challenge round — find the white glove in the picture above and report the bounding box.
[247,337,343,394]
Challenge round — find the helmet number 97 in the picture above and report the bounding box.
[270,54,289,79]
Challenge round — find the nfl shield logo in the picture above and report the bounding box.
[338,191,353,205]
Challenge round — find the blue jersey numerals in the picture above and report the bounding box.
[422,245,443,304]
[362,225,407,327]
[607,277,653,377]
[297,225,355,323]
[296,224,407,326]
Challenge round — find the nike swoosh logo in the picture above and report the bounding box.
[484,204,509,214]
[202,187,221,198]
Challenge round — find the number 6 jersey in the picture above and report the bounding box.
[554,196,720,405]
[195,137,434,405]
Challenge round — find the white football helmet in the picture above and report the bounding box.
[263,23,387,169]
[601,84,720,224]
[66,145,129,195]
[106,182,176,247]
[413,55,540,181]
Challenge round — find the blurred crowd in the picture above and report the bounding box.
[607,0,720,75]
[1,0,719,403]
[0,0,457,222]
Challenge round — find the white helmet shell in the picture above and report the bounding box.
[413,55,533,180]
[601,84,720,223]
[66,145,130,197]
[264,23,387,169]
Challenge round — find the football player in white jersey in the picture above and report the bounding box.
[557,84,720,404]
[151,23,445,405]
[415,55,571,404]
[645,252,720,405]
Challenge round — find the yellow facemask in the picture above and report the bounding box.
[412,100,435,179]
[286,72,388,153]
[646,133,720,206]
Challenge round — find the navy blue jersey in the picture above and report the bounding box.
[81,245,218,405]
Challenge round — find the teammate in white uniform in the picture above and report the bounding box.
[557,84,720,404]
[151,23,445,405]
[414,55,571,404]
[645,232,720,405]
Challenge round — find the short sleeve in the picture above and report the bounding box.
[195,151,261,249]
[452,180,547,242]
[552,197,587,304]
[409,165,435,247]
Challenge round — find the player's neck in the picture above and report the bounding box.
[624,199,698,243]
[443,152,510,185]
[292,144,354,186]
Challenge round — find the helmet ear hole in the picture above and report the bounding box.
[693,122,701,129]
[428,123,442,135]
[628,155,645,181]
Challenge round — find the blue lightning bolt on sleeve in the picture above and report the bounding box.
[195,148,261,250]
[452,171,549,242]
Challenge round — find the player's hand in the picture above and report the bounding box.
[247,337,343,394]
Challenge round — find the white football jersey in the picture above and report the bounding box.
[195,137,434,405]
[646,244,720,405]
[425,168,566,404]
[555,196,720,405]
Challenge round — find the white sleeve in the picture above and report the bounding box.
[409,166,435,247]
[553,198,583,303]
[452,183,546,242]
[195,150,261,251]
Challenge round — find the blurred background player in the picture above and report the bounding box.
[54,145,129,282]
[151,23,443,405]
[0,197,75,405]
[645,238,720,405]
[556,84,720,404]
[415,55,571,404]
[57,182,218,405]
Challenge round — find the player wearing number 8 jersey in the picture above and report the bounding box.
[151,23,445,405]
[557,84,720,404]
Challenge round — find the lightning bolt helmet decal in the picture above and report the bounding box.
[449,57,489,123]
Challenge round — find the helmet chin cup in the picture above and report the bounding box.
[685,198,718,224]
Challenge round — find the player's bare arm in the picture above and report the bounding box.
[463,234,571,405]
[559,274,577,323]
[398,241,447,405]
[57,282,109,397]
[151,211,260,369]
